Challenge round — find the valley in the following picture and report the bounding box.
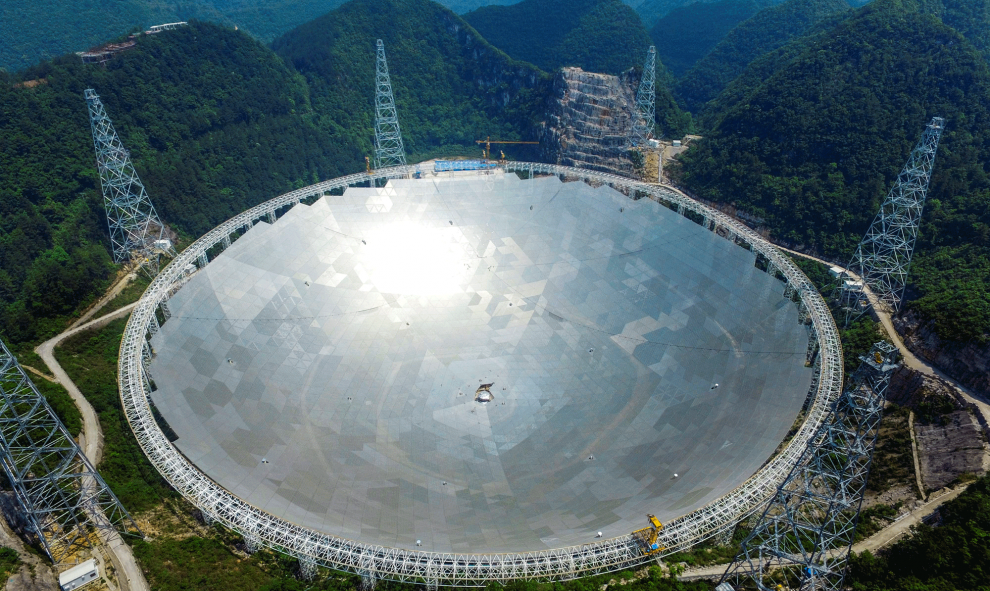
[0,0,989,589]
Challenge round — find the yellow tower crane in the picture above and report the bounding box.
[476,137,540,160]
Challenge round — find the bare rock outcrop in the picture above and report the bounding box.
[888,366,989,493]
[894,309,990,399]
[540,67,641,177]
[916,410,985,491]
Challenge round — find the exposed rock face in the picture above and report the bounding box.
[540,67,641,176]
[888,365,961,408]
[894,310,990,399]
[916,410,985,491]
[888,366,989,492]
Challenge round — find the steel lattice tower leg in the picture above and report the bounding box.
[630,46,656,147]
[0,339,141,564]
[718,341,899,591]
[373,40,407,169]
[85,89,175,275]
[835,117,945,324]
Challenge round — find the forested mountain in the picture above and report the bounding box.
[463,0,653,75]
[634,0,866,27]
[274,0,548,160]
[0,22,344,341]
[651,0,775,77]
[0,0,514,73]
[676,0,990,343]
[941,0,990,63]
[674,0,852,114]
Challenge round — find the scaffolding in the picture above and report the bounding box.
[837,117,945,324]
[373,40,407,169]
[85,89,174,275]
[719,341,899,591]
[0,339,140,564]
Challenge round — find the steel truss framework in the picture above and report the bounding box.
[838,117,944,322]
[118,163,843,586]
[629,46,656,147]
[85,89,175,274]
[719,341,899,591]
[0,339,140,564]
[373,40,407,169]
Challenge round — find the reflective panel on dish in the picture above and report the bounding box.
[149,173,813,553]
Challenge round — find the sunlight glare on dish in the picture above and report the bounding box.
[364,221,469,295]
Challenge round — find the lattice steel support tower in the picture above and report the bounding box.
[630,46,657,147]
[836,117,944,324]
[373,39,407,169]
[718,341,899,591]
[0,339,141,563]
[85,89,174,275]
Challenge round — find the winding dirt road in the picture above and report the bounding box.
[34,302,148,591]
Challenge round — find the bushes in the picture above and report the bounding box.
[54,318,176,512]
[849,473,990,590]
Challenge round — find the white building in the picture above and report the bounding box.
[59,559,99,591]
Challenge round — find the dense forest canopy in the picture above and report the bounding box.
[650,0,769,77]
[464,0,654,75]
[273,0,549,160]
[674,0,853,114]
[940,0,990,63]
[849,473,990,590]
[0,22,344,341]
[676,0,990,342]
[0,0,518,73]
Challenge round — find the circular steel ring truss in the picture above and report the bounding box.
[118,163,843,586]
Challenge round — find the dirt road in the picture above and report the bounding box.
[771,243,990,427]
[34,302,148,591]
[679,483,969,581]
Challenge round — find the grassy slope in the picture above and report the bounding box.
[54,317,176,512]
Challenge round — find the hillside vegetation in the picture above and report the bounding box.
[849,473,990,590]
[676,0,990,342]
[0,0,513,73]
[464,0,654,75]
[274,0,548,161]
[0,22,340,342]
[651,0,772,77]
[674,0,852,113]
[941,0,990,63]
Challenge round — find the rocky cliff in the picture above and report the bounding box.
[540,67,642,176]
[894,310,990,400]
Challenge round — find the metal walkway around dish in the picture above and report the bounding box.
[117,163,843,586]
